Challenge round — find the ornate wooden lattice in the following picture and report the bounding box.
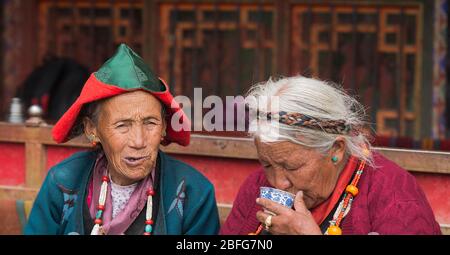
[34,0,425,137]
[38,0,143,71]
[291,4,422,137]
[157,3,275,97]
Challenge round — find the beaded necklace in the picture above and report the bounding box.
[249,158,366,235]
[325,159,365,235]
[90,175,155,235]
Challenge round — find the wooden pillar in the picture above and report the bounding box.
[25,142,46,189]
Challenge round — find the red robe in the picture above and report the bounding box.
[220,152,441,235]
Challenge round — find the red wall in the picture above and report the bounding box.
[1,144,449,225]
[0,143,25,185]
[414,173,450,224]
[171,154,260,204]
[46,146,88,172]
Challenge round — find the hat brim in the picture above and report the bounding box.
[52,74,190,146]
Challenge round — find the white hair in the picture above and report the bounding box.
[246,75,374,166]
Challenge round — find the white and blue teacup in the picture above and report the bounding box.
[259,187,295,214]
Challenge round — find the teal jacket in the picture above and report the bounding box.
[25,150,220,235]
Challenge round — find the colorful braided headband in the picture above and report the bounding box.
[257,111,352,135]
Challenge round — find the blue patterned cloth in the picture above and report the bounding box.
[24,151,220,235]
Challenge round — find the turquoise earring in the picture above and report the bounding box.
[331,156,339,163]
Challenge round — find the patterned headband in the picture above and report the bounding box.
[258,111,352,135]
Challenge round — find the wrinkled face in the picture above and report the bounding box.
[87,90,166,186]
[255,138,344,209]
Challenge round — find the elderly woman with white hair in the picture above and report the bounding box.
[220,76,441,235]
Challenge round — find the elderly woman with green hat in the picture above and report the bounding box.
[25,44,220,235]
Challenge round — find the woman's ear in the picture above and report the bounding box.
[330,136,346,164]
[83,117,98,141]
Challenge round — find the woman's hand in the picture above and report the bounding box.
[256,191,322,235]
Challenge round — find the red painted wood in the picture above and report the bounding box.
[0,143,25,185]
[169,154,261,204]
[3,143,448,225]
[46,146,88,171]
[412,173,450,224]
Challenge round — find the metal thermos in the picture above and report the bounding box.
[8,97,24,123]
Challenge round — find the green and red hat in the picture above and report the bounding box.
[52,43,190,146]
